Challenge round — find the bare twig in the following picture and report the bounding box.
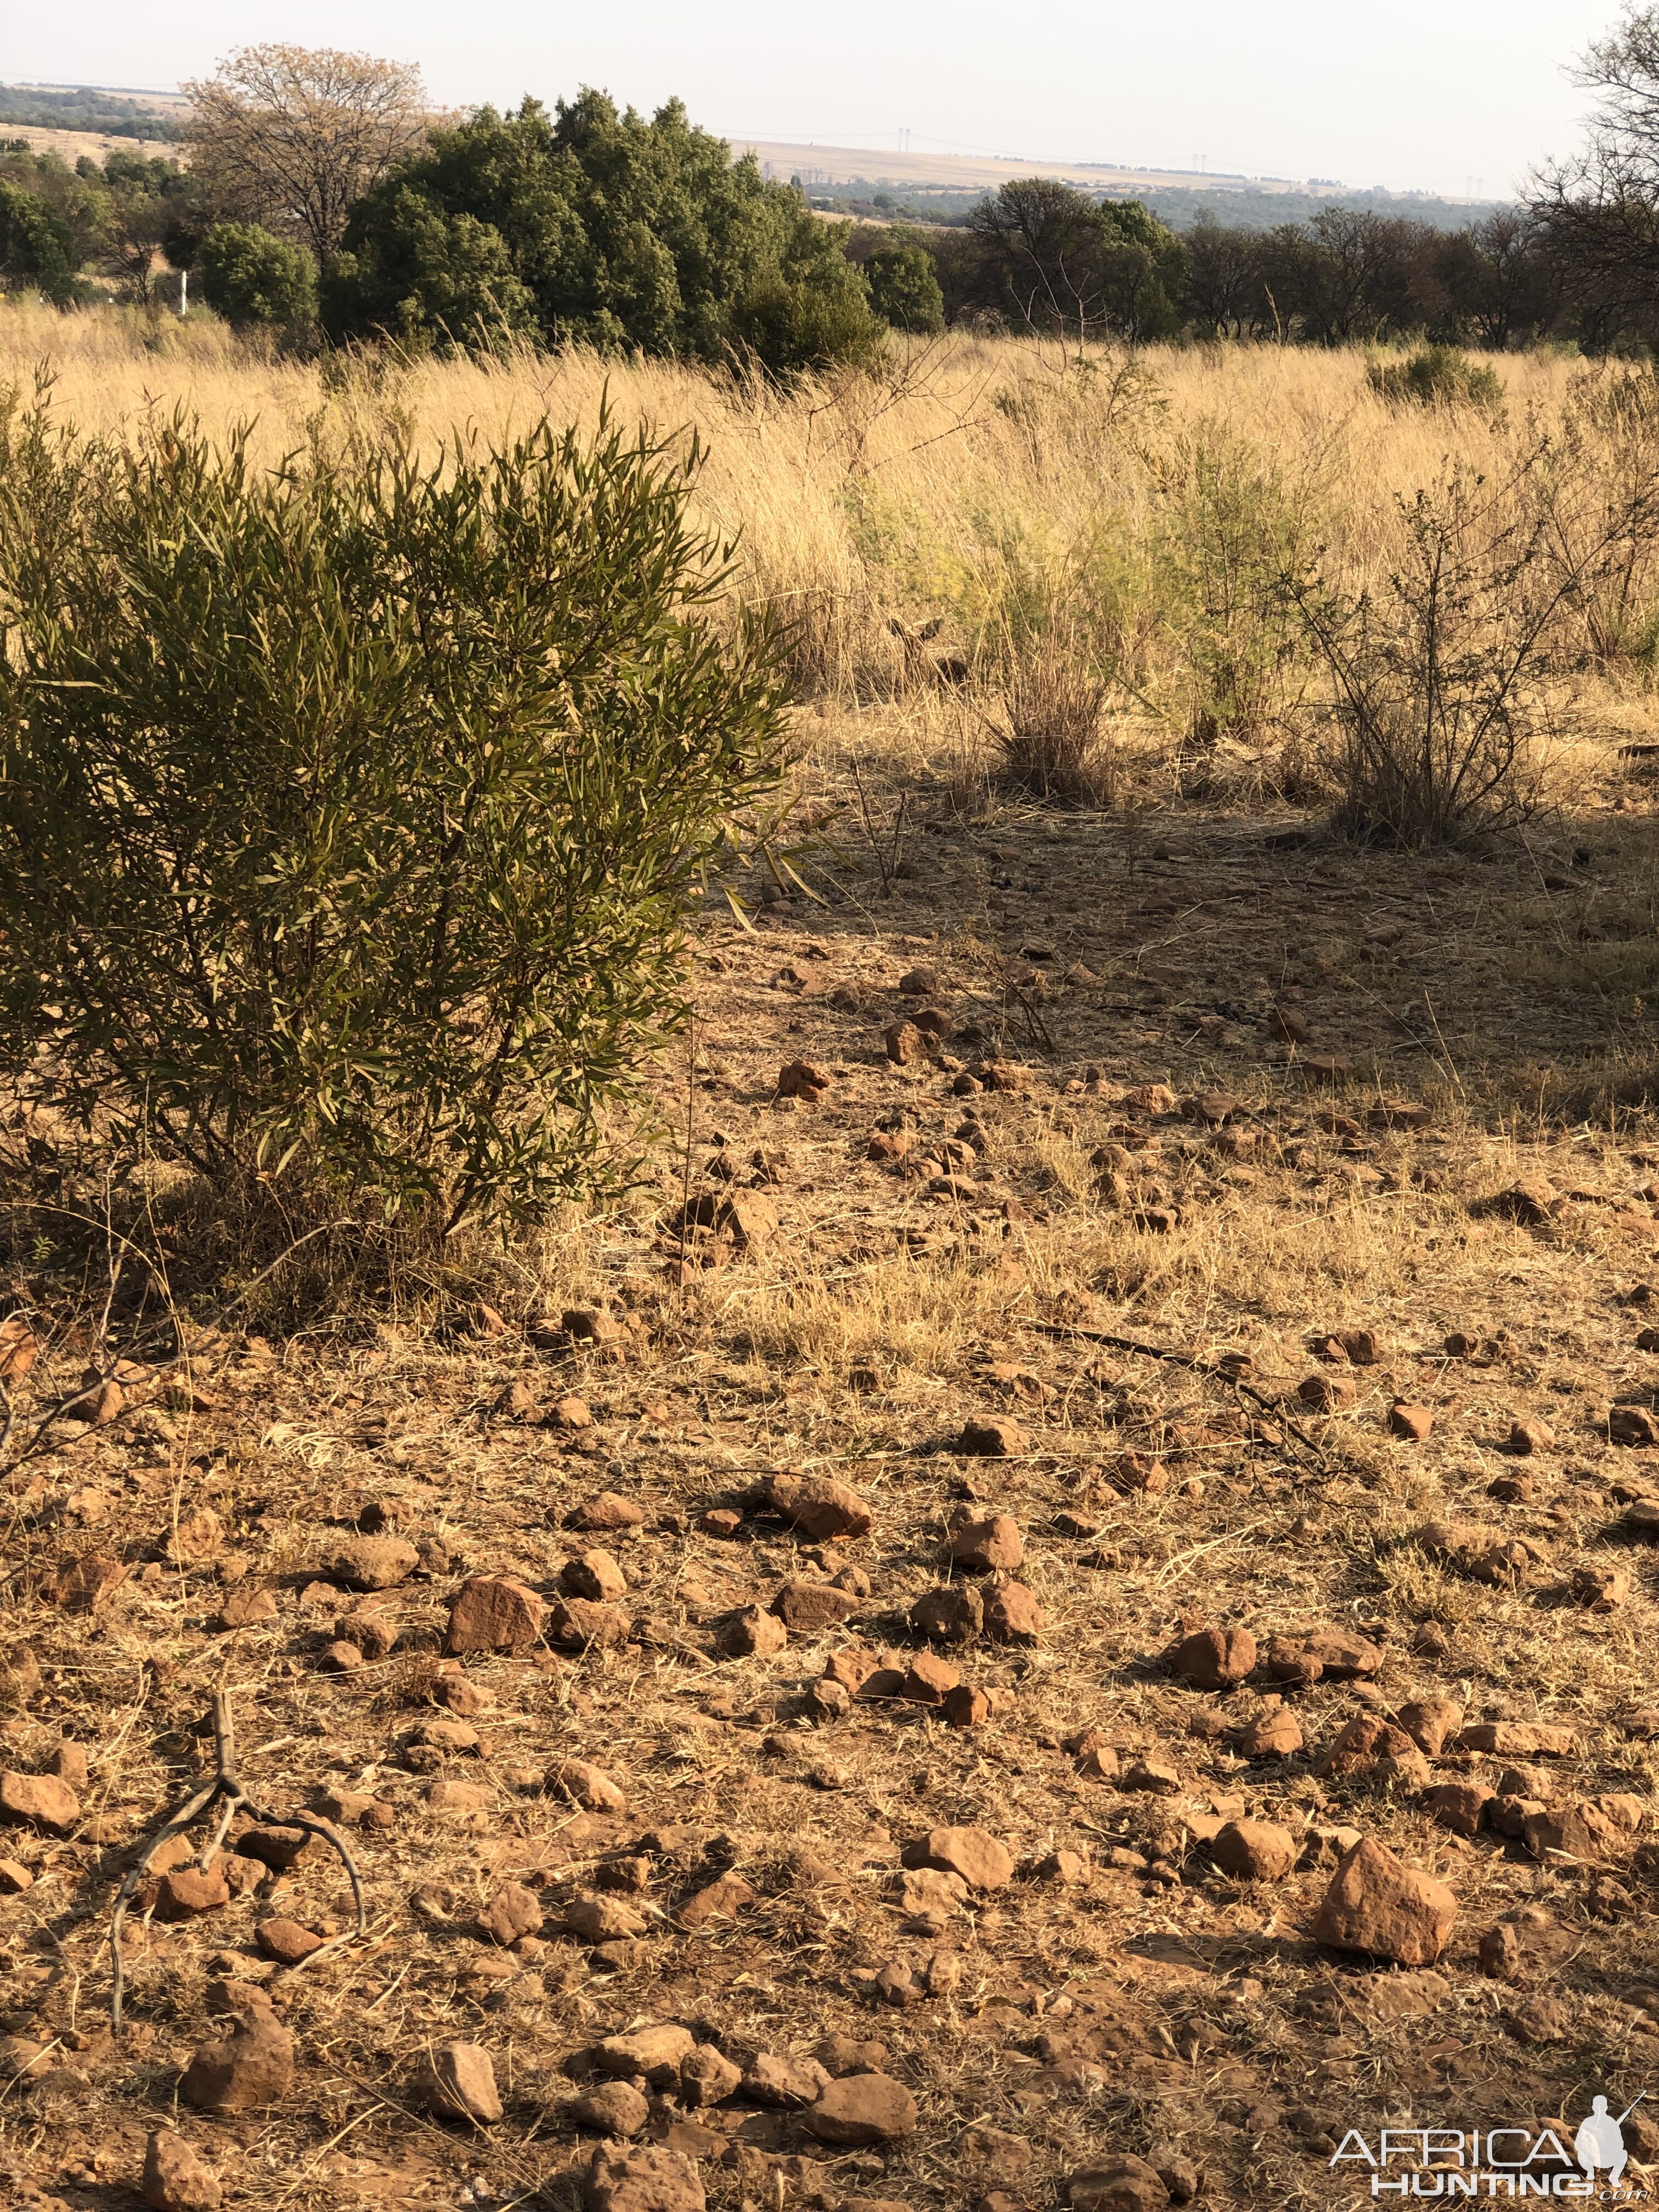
[109,1685,367,2035]
[1026,1319,1328,1471]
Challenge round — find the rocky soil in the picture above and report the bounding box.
[4,792,1659,2211]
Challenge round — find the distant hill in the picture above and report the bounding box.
[735,136,1508,235]
[0,82,183,142]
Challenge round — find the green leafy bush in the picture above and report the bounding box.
[1367,344,1505,419]
[0,389,788,1228]
[197,221,317,326]
[864,242,945,333]
[325,92,884,373]
[0,179,77,303]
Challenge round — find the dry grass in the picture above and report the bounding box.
[4,307,1659,2210]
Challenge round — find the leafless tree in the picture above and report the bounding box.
[182,44,431,261]
[1533,7,1659,333]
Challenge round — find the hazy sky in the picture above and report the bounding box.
[2,0,1621,198]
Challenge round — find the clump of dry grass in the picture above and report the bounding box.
[8,302,1655,825]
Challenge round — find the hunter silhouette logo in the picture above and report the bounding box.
[1331,2093,1649,2197]
[1576,2097,1644,2190]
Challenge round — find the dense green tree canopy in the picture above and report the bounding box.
[198,222,318,326]
[324,91,883,371]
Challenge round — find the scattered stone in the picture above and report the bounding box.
[1317,1716,1430,1788]
[957,1417,1028,1457]
[551,1394,595,1430]
[585,2143,706,2212]
[1237,1707,1302,1758]
[325,1535,417,1590]
[984,1582,1043,1642]
[744,2051,832,2106]
[1171,1626,1257,1690]
[0,1859,32,1892]
[256,1918,325,1966]
[1610,1404,1659,1447]
[596,2024,695,2084]
[1122,1756,1181,1794]
[48,1551,129,1613]
[884,1019,930,1065]
[764,1471,873,1542]
[1212,1819,1297,1881]
[478,1881,543,1946]
[1475,1179,1558,1226]
[410,2041,502,2124]
[1388,1402,1434,1441]
[771,1580,857,1632]
[950,1513,1024,1571]
[143,2130,222,2212]
[156,1865,232,1920]
[899,966,938,995]
[1312,1838,1457,1965]
[1507,1418,1555,1456]
[1036,1847,1089,1884]
[896,1865,968,1916]
[680,2044,743,2106]
[0,1772,78,1833]
[1479,1923,1522,1979]
[1068,2155,1171,2212]
[567,2080,651,2135]
[549,1759,627,1812]
[1572,1565,1629,1610]
[679,1872,757,1927]
[910,1584,984,1643]
[777,1059,832,1104]
[1299,1375,1358,1413]
[1423,1781,1492,1837]
[1265,1626,1382,1684]
[904,1651,961,1704]
[573,1492,646,1532]
[561,1549,628,1602]
[906,1824,1014,1889]
[803,2073,918,2145]
[1396,1698,1463,1758]
[443,1577,543,1655]
[720,1604,788,1658]
[697,1508,742,1538]
[549,1598,631,1649]
[1454,1721,1578,1758]
[216,1585,279,1631]
[943,1682,990,1728]
[181,2009,295,2113]
[565,1895,649,1942]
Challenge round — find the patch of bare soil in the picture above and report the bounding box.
[5,786,1659,2212]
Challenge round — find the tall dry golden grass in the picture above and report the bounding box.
[5,299,1655,778]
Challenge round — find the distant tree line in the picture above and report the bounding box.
[10,18,1659,369]
[0,83,182,142]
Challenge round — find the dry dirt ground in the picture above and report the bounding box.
[8,744,1659,2212]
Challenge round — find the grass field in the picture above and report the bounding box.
[4,304,1659,2212]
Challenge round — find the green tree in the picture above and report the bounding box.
[864,239,945,332]
[968,179,1185,343]
[326,91,884,373]
[197,221,318,325]
[0,179,76,302]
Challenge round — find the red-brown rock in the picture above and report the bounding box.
[1211,1819,1296,1881]
[984,1582,1043,1643]
[443,1577,543,1656]
[720,1605,787,1658]
[765,1471,873,1542]
[180,2011,295,2112]
[1312,1838,1457,1965]
[957,1417,1028,1457]
[906,1824,1013,1889]
[585,2143,706,2211]
[1171,1626,1256,1690]
[950,1514,1024,1572]
[143,2130,221,2212]
[803,2073,918,2145]
[0,1772,78,1833]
